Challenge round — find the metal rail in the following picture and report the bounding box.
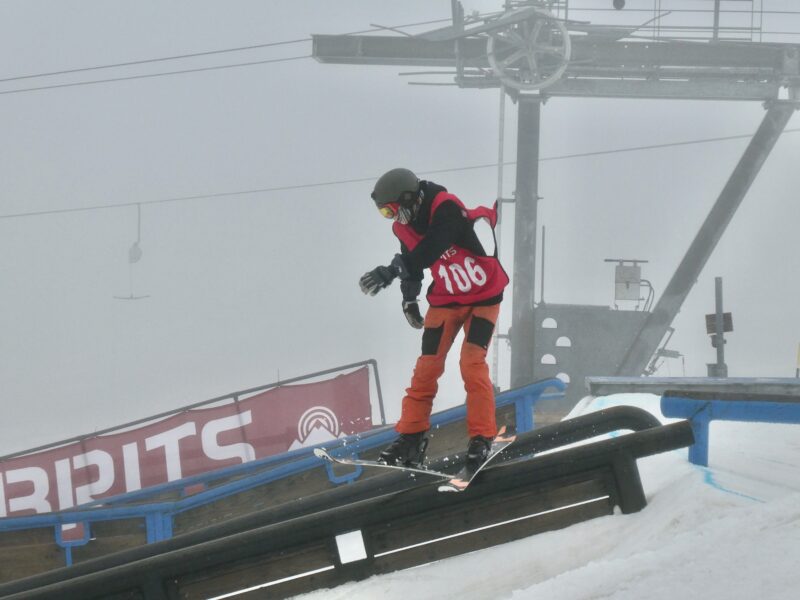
[586,375,800,397]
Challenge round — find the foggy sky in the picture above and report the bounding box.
[1,1,798,455]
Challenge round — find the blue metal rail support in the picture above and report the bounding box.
[661,393,800,466]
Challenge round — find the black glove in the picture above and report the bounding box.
[359,265,397,296]
[360,254,413,296]
[402,301,424,329]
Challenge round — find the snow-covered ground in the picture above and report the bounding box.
[295,394,800,600]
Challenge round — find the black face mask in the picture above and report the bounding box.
[397,190,422,225]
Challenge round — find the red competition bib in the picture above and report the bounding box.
[392,193,509,306]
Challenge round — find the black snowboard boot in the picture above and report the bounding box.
[466,435,493,468]
[379,431,428,467]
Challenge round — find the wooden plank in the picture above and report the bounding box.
[99,590,145,600]
[72,520,147,564]
[222,566,351,600]
[0,528,64,582]
[176,540,333,600]
[369,474,609,555]
[373,498,611,575]
[179,476,613,600]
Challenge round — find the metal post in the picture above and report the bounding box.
[713,276,728,377]
[795,343,799,378]
[540,225,546,304]
[492,86,506,388]
[510,95,542,389]
[712,0,721,41]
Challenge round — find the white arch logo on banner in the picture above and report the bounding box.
[289,406,342,450]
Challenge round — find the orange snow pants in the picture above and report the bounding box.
[396,303,500,439]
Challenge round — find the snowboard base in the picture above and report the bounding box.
[314,447,453,479]
[437,426,517,493]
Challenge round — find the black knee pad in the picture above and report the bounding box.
[466,316,495,350]
[421,324,444,356]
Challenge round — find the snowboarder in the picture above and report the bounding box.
[360,168,509,469]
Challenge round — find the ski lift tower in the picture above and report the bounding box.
[313,1,800,417]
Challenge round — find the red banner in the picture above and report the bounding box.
[0,368,372,518]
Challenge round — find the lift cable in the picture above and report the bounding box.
[1,127,797,221]
[0,16,454,91]
[0,55,311,96]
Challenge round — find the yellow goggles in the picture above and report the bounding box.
[378,203,400,219]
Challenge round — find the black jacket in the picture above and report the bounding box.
[399,181,502,306]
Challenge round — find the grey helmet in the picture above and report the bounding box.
[371,168,422,224]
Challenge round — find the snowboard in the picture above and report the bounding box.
[437,425,517,493]
[314,447,454,480]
